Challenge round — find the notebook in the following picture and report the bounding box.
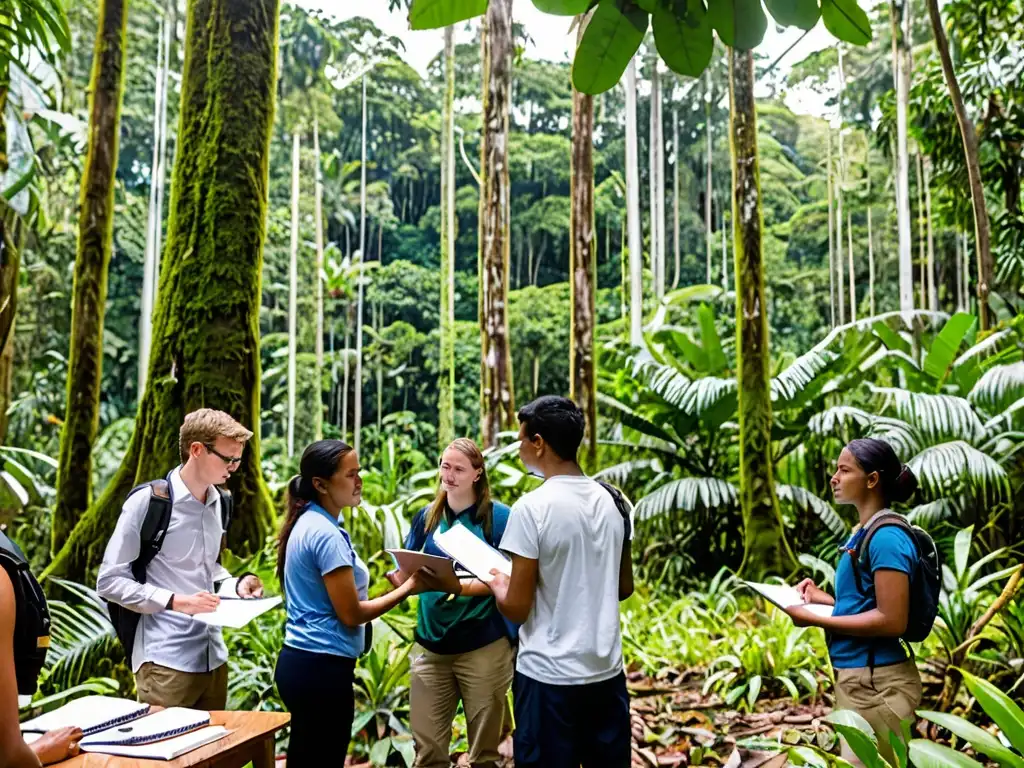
[433,523,511,583]
[742,580,835,618]
[80,707,211,747]
[81,725,230,760]
[386,549,457,579]
[20,696,150,735]
[191,596,283,629]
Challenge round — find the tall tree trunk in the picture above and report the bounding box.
[916,152,926,306]
[342,314,351,438]
[654,65,666,300]
[438,25,456,450]
[46,0,280,580]
[286,131,299,457]
[570,18,597,469]
[848,210,856,322]
[924,0,993,327]
[955,230,963,311]
[0,69,24,435]
[625,59,643,346]
[53,0,128,554]
[705,68,713,284]
[924,155,937,310]
[313,118,324,441]
[478,0,515,448]
[139,8,169,395]
[729,47,796,577]
[354,74,367,456]
[827,130,836,328]
[836,47,846,324]
[648,64,659,298]
[375,302,382,430]
[673,109,681,290]
[721,201,729,290]
[892,0,914,312]
[867,154,876,316]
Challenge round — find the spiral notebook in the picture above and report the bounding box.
[81,725,230,760]
[80,707,211,747]
[20,696,150,735]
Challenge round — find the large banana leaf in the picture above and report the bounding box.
[968,361,1024,415]
[908,441,1009,500]
[873,387,985,445]
[777,484,848,538]
[635,477,738,521]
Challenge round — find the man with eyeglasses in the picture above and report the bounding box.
[97,409,264,709]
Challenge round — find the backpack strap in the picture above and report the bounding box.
[216,487,233,554]
[129,477,174,584]
[597,480,633,540]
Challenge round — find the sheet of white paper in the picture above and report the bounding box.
[743,580,834,618]
[80,707,211,747]
[81,726,230,759]
[20,696,149,735]
[191,596,283,629]
[433,524,511,583]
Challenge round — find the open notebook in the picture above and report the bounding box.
[81,726,230,760]
[80,707,211,747]
[20,696,150,736]
[743,580,835,618]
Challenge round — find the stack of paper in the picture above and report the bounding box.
[743,580,834,618]
[80,707,211,747]
[81,726,230,760]
[20,696,150,736]
[433,523,511,583]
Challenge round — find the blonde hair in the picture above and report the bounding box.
[179,409,253,463]
[425,438,493,536]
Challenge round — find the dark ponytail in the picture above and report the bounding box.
[846,437,918,505]
[276,440,354,589]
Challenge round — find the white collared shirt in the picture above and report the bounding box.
[97,467,235,673]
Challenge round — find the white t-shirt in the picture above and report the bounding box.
[499,475,625,686]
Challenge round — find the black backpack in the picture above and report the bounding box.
[0,528,50,695]
[850,511,941,645]
[597,480,634,541]
[106,475,233,666]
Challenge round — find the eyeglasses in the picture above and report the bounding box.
[205,444,243,466]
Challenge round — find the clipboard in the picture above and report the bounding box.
[742,580,834,618]
[386,549,457,579]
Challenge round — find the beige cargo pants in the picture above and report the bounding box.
[410,637,514,768]
[835,660,922,766]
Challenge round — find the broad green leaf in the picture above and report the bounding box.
[908,740,985,768]
[889,727,908,768]
[2,161,35,201]
[350,709,376,736]
[409,0,488,30]
[369,737,392,765]
[707,0,767,50]
[532,0,593,12]
[873,321,911,354]
[919,710,1024,768]
[699,304,728,373]
[764,0,820,30]
[652,0,713,78]
[572,0,648,94]
[961,670,1024,754]
[820,0,871,45]
[747,674,762,708]
[953,525,973,581]
[826,710,888,768]
[923,313,976,383]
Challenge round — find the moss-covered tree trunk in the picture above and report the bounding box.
[478,0,515,448]
[438,26,456,450]
[53,0,128,554]
[0,67,20,365]
[570,23,597,470]
[729,48,796,578]
[45,0,280,581]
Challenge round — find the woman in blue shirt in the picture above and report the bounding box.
[386,438,514,768]
[787,438,922,766]
[274,440,426,768]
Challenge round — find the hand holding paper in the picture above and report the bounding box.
[742,580,834,619]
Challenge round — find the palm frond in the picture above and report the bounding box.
[862,416,923,459]
[630,357,691,407]
[635,477,739,522]
[907,441,1009,500]
[777,484,848,538]
[906,499,955,528]
[597,392,679,445]
[679,377,737,416]
[771,348,836,403]
[968,361,1024,415]
[952,328,1014,368]
[593,459,661,485]
[807,406,875,437]
[872,387,985,444]
[41,579,123,693]
[811,310,950,353]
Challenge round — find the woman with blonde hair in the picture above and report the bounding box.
[387,438,515,768]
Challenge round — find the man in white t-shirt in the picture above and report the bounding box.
[487,395,634,768]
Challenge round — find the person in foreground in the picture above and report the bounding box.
[275,440,426,768]
[0,530,82,767]
[388,438,515,768]
[786,438,923,766]
[97,409,264,710]
[486,396,634,768]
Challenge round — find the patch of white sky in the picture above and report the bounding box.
[297,0,843,125]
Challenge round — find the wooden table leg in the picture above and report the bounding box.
[251,735,276,768]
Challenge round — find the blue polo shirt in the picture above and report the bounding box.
[283,503,369,658]
[405,502,513,654]
[829,523,918,669]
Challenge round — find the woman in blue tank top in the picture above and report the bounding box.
[786,438,922,766]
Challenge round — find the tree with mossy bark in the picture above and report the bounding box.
[729,48,798,576]
[45,0,280,582]
[53,0,128,556]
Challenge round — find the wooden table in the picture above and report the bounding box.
[56,711,290,768]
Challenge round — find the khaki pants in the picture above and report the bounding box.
[135,662,228,710]
[410,637,514,768]
[835,660,922,766]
